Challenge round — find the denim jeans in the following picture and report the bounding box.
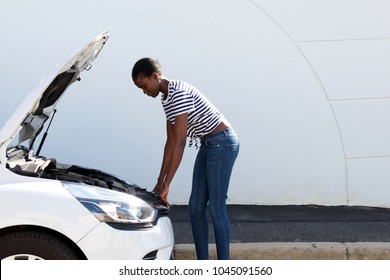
[189,127,240,260]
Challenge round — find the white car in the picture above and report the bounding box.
[0,32,174,260]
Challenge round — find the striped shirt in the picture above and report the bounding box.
[162,80,223,146]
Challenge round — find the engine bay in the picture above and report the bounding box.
[6,145,168,212]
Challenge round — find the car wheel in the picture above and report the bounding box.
[0,230,80,260]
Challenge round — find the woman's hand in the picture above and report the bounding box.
[153,181,171,206]
[158,182,171,206]
[153,180,163,194]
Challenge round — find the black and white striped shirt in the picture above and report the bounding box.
[162,80,223,146]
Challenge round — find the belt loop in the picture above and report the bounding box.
[223,128,228,136]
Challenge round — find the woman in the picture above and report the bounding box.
[131,57,239,260]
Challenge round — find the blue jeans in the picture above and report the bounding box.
[189,127,239,260]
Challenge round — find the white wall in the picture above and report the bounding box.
[1,0,390,207]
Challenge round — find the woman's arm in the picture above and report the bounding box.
[154,114,187,205]
[154,119,175,193]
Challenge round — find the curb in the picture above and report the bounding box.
[173,242,390,260]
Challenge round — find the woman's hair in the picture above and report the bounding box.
[132,57,162,81]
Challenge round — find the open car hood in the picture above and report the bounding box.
[0,32,109,164]
[0,32,171,211]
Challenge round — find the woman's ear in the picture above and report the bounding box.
[151,72,160,82]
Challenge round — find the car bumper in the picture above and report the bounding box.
[77,216,174,260]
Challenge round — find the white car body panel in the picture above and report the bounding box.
[77,218,174,260]
[0,165,174,259]
[0,166,100,242]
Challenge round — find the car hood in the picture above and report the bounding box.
[0,32,109,164]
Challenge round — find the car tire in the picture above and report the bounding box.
[0,230,80,260]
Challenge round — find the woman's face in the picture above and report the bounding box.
[134,73,160,98]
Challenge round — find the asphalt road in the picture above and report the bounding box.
[169,205,390,244]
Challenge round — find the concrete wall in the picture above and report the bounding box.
[1,0,390,206]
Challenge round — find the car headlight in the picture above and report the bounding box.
[62,182,157,226]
